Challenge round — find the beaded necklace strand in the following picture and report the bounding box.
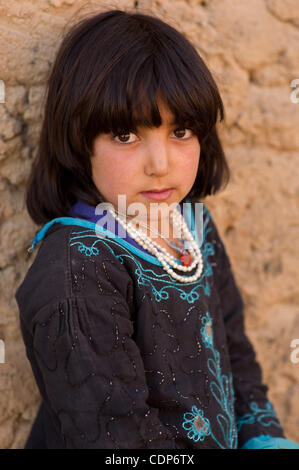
[108,205,203,283]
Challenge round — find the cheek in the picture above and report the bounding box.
[92,153,135,192]
[178,145,200,175]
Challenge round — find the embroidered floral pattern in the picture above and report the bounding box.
[183,311,238,449]
[77,242,99,257]
[182,406,211,442]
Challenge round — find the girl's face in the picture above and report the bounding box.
[91,99,200,223]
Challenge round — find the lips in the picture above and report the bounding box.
[146,188,172,193]
[141,188,173,201]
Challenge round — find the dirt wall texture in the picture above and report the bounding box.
[0,0,298,448]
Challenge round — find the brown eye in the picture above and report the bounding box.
[173,127,193,139]
[116,133,129,143]
[113,131,137,144]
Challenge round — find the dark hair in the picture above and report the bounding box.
[26,7,230,225]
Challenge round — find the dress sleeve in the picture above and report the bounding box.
[204,206,286,448]
[24,245,179,449]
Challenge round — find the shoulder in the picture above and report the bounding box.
[15,223,72,318]
[15,222,133,322]
[67,224,133,300]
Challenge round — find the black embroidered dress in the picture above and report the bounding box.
[15,199,285,449]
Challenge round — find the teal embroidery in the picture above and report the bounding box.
[77,242,99,257]
[69,205,216,304]
[69,229,126,263]
[183,312,237,448]
[182,406,211,442]
[201,312,237,448]
[236,401,282,432]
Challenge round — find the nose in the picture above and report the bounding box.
[144,138,170,177]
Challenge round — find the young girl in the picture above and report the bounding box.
[15,8,299,450]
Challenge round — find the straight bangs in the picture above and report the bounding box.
[26,9,229,225]
[85,21,224,151]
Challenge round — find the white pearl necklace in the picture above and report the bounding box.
[107,206,203,283]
